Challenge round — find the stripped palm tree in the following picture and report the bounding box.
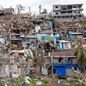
[75,43,86,72]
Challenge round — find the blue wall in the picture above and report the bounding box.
[52,64,79,76]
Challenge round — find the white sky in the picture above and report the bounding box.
[0,0,86,15]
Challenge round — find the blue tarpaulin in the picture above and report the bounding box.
[55,34,61,41]
[67,34,76,40]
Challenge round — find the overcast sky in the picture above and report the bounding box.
[0,0,86,15]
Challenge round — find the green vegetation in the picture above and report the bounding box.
[10,76,25,86]
[41,80,48,86]
[0,81,4,86]
[68,82,81,86]
[10,75,47,86]
[30,80,36,86]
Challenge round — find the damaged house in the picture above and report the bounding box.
[41,40,80,76]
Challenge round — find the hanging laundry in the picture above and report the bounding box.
[28,49,33,58]
[26,49,33,58]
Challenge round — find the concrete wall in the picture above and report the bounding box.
[53,4,83,22]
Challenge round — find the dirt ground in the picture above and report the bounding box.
[44,77,62,86]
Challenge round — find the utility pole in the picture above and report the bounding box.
[51,17,56,35]
[29,7,31,16]
[39,5,41,14]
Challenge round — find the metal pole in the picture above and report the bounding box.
[51,56,53,76]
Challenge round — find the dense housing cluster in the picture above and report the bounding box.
[0,4,86,85]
